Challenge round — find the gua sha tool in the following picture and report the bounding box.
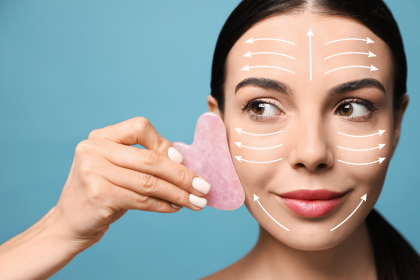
[172,112,245,210]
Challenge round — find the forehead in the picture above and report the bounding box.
[226,13,394,99]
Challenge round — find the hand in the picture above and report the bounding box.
[51,117,211,250]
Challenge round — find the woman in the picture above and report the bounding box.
[0,0,419,279]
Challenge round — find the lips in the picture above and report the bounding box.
[277,189,347,218]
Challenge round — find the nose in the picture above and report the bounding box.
[287,117,334,173]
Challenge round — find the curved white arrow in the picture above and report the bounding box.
[235,142,283,150]
[331,194,367,231]
[246,37,295,45]
[337,157,386,165]
[235,156,283,164]
[254,194,289,231]
[242,65,295,74]
[244,51,295,60]
[337,144,385,151]
[325,51,376,60]
[235,128,283,136]
[325,37,374,45]
[337,130,385,138]
[325,65,378,74]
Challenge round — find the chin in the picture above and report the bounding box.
[268,224,354,251]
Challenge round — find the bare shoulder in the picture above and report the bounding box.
[200,257,248,280]
[200,264,240,280]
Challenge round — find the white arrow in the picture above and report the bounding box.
[254,194,289,231]
[337,144,385,151]
[235,128,283,136]
[242,65,295,74]
[331,194,367,231]
[243,51,295,60]
[325,65,378,74]
[235,156,283,164]
[337,157,386,165]
[325,37,374,45]
[337,130,385,138]
[235,142,283,150]
[325,51,376,60]
[308,28,314,81]
[246,37,295,45]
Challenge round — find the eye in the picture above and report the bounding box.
[337,102,369,117]
[241,99,283,121]
[335,98,379,121]
[250,102,280,116]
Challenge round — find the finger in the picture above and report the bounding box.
[87,176,183,214]
[93,159,206,211]
[88,117,180,162]
[88,139,211,198]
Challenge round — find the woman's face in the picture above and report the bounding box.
[218,13,406,250]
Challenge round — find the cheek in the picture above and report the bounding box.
[233,157,279,191]
[336,139,391,203]
[226,122,285,192]
[333,115,393,198]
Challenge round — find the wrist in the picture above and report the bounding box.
[0,207,86,279]
[45,206,97,255]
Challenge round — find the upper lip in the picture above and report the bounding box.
[278,189,346,200]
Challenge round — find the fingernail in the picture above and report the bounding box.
[192,177,211,195]
[189,194,207,208]
[171,203,183,209]
[168,147,183,163]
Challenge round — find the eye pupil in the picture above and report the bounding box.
[252,103,265,115]
[339,104,353,116]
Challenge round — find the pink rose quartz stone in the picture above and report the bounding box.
[172,112,245,210]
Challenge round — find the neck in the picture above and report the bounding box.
[242,221,376,279]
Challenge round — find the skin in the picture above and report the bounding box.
[0,12,409,280]
[0,118,209,279]
[204,13,409,279]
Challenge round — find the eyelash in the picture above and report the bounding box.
[241,98,379,122]
[241,98,283,121]
[335,98,379,121]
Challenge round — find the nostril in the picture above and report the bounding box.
[295,163,305,168]
[294,162,329,170]
[318,163,328,169]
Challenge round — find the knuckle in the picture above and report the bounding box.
[132,117,151,134]
[87,181,107,205]
[173,189,185,205]
[150,133,168,153]
[75,140,92,157]
[97,209,113,221]
[142,150,160,167]
[88,129,100,139]
[140,173,158,194]
[136,194,152,207]
[78,159,96,177]
[176,166,191,186]
[156,199,167,211]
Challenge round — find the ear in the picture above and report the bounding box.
[207,95,223,118]
[391,94,409,158]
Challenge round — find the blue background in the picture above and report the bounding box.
[0,1,418,279]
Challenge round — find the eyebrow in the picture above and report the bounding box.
[235,77,386,97]
[328,78,386,96]
[235,77,293,96]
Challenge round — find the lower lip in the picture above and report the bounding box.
[277,194,347,218]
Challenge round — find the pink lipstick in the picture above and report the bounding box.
[277,189,347,218]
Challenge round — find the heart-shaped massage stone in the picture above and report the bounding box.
[172,112,245,210]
